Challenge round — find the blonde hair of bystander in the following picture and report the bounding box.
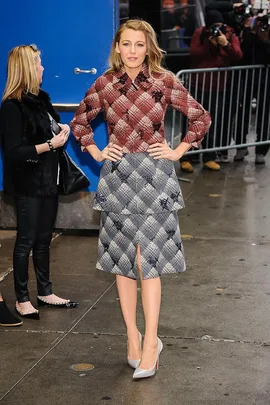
[2,44,41,101]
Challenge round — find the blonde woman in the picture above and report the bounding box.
[71,20,211,379]
[0,45,78,319]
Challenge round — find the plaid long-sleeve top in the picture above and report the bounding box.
[70,63,211,153]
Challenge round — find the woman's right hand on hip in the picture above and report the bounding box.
[100,143,123,162]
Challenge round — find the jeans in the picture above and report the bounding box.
[13,196,58,302]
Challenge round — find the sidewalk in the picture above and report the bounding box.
[0,153,270,405]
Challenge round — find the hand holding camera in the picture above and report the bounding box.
[208,24,229,47]
[209,36,219,46]
[217,32,229,46]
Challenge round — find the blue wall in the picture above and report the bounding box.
[0,0,118,192]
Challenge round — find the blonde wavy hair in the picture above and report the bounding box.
[2,44,41,101]
[106,19,168,76]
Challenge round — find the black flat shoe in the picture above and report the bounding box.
[15,307,39,320]
[0,301,23,326]
[37,297,79,308]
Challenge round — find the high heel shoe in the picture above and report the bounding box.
[37,297,79,308]
[15,304,39,320]
[127,331,142,369]
[133,337,163,379]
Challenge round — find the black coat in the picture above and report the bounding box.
[241,29,270,66]
[0,90,60,197]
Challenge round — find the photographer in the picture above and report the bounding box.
[181,10,242,172]
[234,15,270,163]
[205,0,253,34]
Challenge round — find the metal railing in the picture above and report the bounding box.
[171,65,270,154]
[53,103,79,112]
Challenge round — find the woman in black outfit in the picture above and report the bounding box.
[0,44,78,319]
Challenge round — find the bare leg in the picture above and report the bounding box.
[137,244,162,370]
[116,275,141,360]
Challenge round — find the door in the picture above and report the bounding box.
[0,1,118,228]
[0,0,118,192]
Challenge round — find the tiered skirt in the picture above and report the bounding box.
[93,152,186,279]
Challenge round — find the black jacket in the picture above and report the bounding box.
[0,90,60,197]
[241,29,270,65]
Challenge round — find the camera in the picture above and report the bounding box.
[209,24,224,38]
[234,4,252,25]
[256,13,270,30]
[252,0,270,32]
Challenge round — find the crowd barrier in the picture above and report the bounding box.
[171,65,270,155]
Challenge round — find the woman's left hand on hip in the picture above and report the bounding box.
[148,140,178,161]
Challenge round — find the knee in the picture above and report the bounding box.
[34,231,53,249]
[15,232,36,254]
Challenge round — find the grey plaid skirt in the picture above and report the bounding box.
[93,152,186,279]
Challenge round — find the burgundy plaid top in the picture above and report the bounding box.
[70,64,211,153]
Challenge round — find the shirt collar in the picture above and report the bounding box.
[112,63,154,91]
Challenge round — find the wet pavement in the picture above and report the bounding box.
[1,150,270,405]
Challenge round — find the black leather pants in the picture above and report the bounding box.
[13,196,58,302]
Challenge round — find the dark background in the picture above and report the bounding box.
[127,0,191,73]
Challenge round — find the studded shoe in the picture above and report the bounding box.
[37,297,79,308]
